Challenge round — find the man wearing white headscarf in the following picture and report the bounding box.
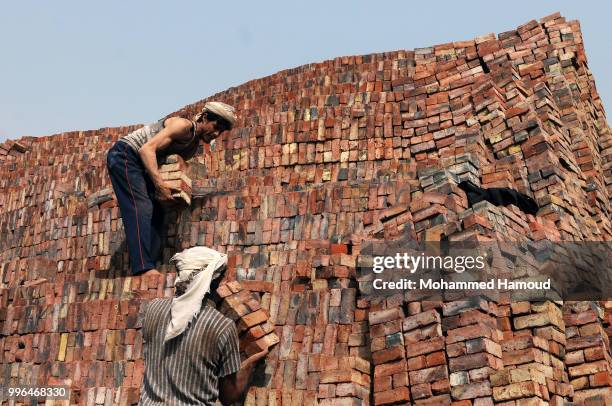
[138,247,268,406]
[106,102,237,277]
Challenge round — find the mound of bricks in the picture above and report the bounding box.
[0,138,31,163]
[1,11,612,406]
[244,353,371,406]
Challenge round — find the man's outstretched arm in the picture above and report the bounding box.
[218,348,269,406]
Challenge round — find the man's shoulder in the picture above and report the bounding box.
[144,298,172,318]
[199,304,234,324]
[141,298,171,339]
[163,116,193,133]
[149,297,172,308]
[197,304,236,335]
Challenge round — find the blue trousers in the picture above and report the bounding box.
[106,141,164,275]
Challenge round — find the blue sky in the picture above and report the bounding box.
[0,1,610,142]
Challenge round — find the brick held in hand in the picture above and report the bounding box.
[261,320,275,334]
[226,280,242,293]
[159,154,189,171]
[161,179,192,206]
[215,283,233,299]
[216,280,279,356]
[217,289,253,321]
[238,280,274,292]
[238,309,270,332]
[244,297,261,312]
[243,324,266,341]
[220,300,251,321]
[158,154,192,207]
[243,333,280,357]
[160,170,191,183]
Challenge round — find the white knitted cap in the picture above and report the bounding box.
[203,101,237,127]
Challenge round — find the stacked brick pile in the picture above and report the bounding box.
[0,138,31,163]
[493,301,569,406]
[369,304,411,405]
[404,305,447,405]
[1,12,612,406]
[565,302,612,404]
[445,299,503,406]
[244,354,370,406]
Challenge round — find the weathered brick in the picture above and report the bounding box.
[493,382,540,401]
[410,365,449,384]
[406,337,445,357]
[451,381,492,400]
[374,387,410,405]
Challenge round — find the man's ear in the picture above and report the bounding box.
[209,267,227,292]
[200,111,209,123]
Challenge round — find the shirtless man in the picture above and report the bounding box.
[106,102,236,276]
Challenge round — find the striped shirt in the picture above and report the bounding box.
[139,298,241,406]
[120,120,166,152]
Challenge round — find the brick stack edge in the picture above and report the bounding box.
[1,12,611,406]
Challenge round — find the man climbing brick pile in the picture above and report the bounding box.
[106,102,236,277]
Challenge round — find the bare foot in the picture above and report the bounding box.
[141,269,163,277]
[144,269,165,287]
[131,269,164,300]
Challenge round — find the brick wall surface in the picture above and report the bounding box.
[1,12,612,405]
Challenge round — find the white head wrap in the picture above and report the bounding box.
[164,246,228,342]
[194,101,237,127]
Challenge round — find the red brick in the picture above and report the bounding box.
[374,387,410,405]
[372,346,405,365]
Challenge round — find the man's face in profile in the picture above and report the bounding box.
[173,265,226,297]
